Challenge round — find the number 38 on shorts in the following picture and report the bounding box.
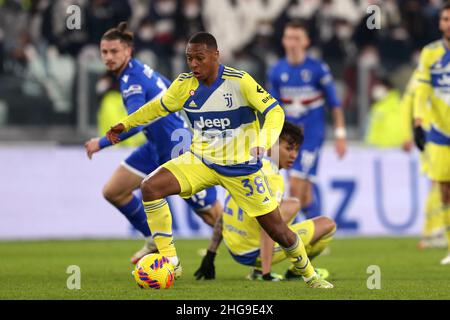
[241,176,268,196]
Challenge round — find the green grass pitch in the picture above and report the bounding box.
[0,237,449,300]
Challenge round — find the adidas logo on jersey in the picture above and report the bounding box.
[196,116,231,130]
[262,197,270,204]
[189,100,198,108]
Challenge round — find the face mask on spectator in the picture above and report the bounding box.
[155,0,177,15]
[183,4,200,19]
[371,84,388,101]
[96,78,112,95]
[139,26,155,41]
[257,23,273,37]
[336,25,352,40]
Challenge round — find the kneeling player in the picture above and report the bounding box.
[194,122,336,281]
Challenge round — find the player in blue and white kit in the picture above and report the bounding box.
[84,22,221,264]
[267,21,347,218]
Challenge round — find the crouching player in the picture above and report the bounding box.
[194,122,336,281]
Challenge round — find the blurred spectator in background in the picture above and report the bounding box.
[203,0,288,63]
[143,0,178,76]
[134,18,160,69]
[95,73,146,148]
[85,0,132,45]
[0,0,30,73]
[0,0,447,139]
[177,0,205,42]
[365,77,409,147]
[41,0,88,56]
[171,0,205,74]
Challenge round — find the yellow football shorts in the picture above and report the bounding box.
[162,152,279,217]
[426,143,450,182]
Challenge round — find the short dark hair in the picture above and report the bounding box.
[280,122,304,147]
[284,20,308,33]
[102,21,133,46]
[442,1,450,13]
[439,1,450,15]
[188,32,218,50]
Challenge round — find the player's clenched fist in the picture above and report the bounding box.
[106,123,126,144]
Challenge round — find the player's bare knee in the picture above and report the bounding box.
[325,218,337,235]
[140,181,156,201]
[316,216,336,235]
[290,186,300,199]
[288,197,301,214]
[102,184,119,204]
[302,193,313,208]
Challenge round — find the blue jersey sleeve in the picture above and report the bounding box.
[267,65,281,102]
[98,126,143,149]
[99,74,167,149]
[318,62,341,108]
[123,78,149,113]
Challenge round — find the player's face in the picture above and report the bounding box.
[186,43,219,82]
[100,39,132,73]
[282,27,310,56]
[440,9,450,40]
[272,138,300,170]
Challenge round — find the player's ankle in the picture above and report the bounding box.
[302,271,317,283]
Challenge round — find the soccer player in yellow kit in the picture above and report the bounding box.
[106,32,333,288]
[401,71,445,249]
[414,2,450,265]
[194,122,336,281]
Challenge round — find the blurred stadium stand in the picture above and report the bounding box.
[0,0,443,143]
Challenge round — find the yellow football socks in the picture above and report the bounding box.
[282,234,316,280]
[444,205,450,250]
[143,199,177,257]
[423,186,435,237]
[430,184,443,234]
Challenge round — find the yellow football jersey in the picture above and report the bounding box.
[120,65,284,176]
[401,69,432,141]
[415,40,450,145]
[401,70,433,174]
[222,159,284,261]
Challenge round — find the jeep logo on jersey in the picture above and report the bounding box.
[223,93,233,108]
[195,116,231,130]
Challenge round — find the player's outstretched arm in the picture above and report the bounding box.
[106,123,126,144]
[106,96,181,144]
